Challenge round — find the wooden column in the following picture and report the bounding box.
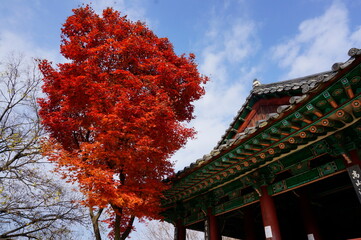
[244,207,257,240]
[207,208,221,240]
[260,185,282,240]
[299,193,322,240]
[174,219,186,240]
[349,149,361,167]
[347,149,361,204]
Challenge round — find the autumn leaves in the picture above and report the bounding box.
[38,5,207,240]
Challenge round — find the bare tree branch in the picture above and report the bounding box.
[0,54,89,239]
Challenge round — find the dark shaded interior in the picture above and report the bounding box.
[186,171,361,240]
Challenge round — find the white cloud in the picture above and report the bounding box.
[172,65,258,171]
[0,2,63,64]
[224,22,255,62]
[351,26,361,43]
[201,19,258,79]
[0,30,61,64]
[0,0,149,64]
[272,1,361,79]
[172,12,259,170]
[81,0,148,23]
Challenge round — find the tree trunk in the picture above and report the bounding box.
[89,207,104,240]
[113,209,135,240]
[120,215,135,240]
[113,172,135,240]
[114,213,121,240]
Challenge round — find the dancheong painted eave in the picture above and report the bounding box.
[162,47,361,206]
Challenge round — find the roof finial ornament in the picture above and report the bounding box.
[253,78,261,87]
[348,47,361,57]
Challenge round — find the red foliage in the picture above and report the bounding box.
[38,5,208,238]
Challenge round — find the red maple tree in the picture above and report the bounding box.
[38,5,208,240]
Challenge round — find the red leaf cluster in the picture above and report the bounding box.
[38,5,208,236]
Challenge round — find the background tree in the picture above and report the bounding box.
[0,54,88,239]
[134,221,203,240]
[38,5,208,240]
[134,221,238,240]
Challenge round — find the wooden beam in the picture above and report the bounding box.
[341,78,355,99]
[323,91,339,108]
[336,109,353,123]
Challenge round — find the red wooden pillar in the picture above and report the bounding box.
[347,149,361,204]
[207,208,222,240]
[244,207,257,240]
[174,219,186,240]
[299,193,322,240]
[260,185,282,240]
[349,149,361,167]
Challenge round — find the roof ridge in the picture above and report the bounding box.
[255,70,333,88]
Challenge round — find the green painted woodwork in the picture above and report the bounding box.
[287,167,320,188]
[280,148,313,168]
[290,161,309,175]
[183,211,205,226]
[177,157,346,226]
[318,161,338,176]
[163,62,361,222]
[272,180,287,194]
[268,161,284,173]
[270,158,345,195]
[351,76,361,85]
[310,140,332,155]
[215,192,259,215]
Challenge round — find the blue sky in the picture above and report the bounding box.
[1,0,361,170]
[1,0,361,238]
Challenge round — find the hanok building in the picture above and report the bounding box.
[162,48,361,240]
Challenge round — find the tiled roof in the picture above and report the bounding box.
[216,70,335,148]
[252,71,332,95]
[175,47,361,178]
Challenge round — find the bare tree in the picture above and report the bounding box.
[133,220,203,240]
[0,54,88,239]
[134,220,240,240]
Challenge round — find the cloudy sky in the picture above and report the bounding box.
[1,0,361,170]
[1,0,361,237]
